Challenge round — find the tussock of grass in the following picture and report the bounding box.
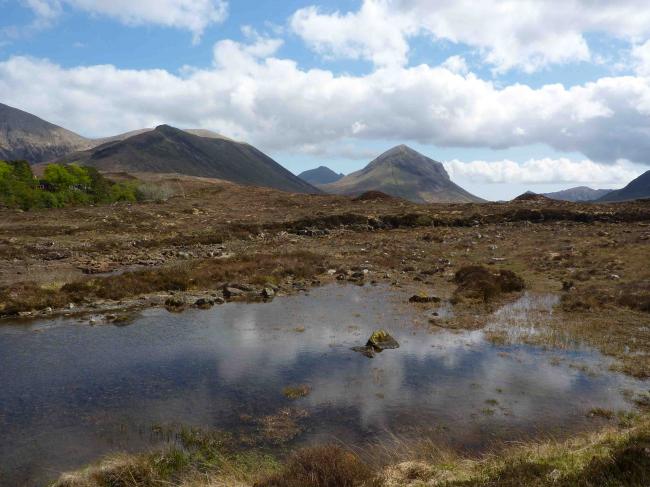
[254,445,378,487]
[453,266,525,303]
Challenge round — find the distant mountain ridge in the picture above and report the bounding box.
[542,186,613,202]
[0,102,91,163]
[56,125,319,194]
[597,171,650,202]
[321,145,483,203]
[298,166,344,185]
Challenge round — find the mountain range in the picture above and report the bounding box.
[298,166,344,185]
[320,145,484,203]
[2,101,649,203]
[541,186,613,202]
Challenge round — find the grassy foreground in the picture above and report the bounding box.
[53,414,650,487]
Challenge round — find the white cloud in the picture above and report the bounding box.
[24,0,228,42]
[291,0,650,72]
[1,39,650,166]
[444,158,644,185]
[440,55,468,75]
[632,40,650,77]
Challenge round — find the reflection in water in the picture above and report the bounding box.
[0,285,645,485]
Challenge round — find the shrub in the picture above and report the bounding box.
[136,183,176,202]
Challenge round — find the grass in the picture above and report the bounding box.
[0,250,327,316]
[254,445,378,487]
[381,413,650,486]
[453,265,525,303]
[54,414,650,487]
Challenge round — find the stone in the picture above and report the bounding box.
[367,329,400,350]
[194,298,214,309]
[262,287,275,299]
[409,294,441,304]
[164,296,186,311]
[353,329,400,358]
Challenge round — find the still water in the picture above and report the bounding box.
[0,284,645,485]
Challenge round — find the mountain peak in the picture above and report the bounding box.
[298,165,344,185]
[321,146,483,203]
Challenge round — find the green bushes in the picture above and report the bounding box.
[0,160,142,210]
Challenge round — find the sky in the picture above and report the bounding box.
[1,0,650,200]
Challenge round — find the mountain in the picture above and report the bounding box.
[298,166,344,185]
[320,145,483,203]
[597,171,650,202]
[56,124,320,194]
[0,102,91,162]
[541,186,613,202]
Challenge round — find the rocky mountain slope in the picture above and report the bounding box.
[57,124,320,194]
[320,145,483,203]
[598,170,650,202]
[298,166,344,185]
[0,102,91,163]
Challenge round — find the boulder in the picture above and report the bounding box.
[352,329,399,358]
[222,285,246,299]
[367,329,400,350]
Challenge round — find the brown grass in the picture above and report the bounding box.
[0,250,326,316]
[254,445,378,487]
[453,265,525,302]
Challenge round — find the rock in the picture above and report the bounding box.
[222,284,252,299]
[349,271,365,281]
[353,329,400,358]
[367,329,400,350]
[194,298,214,309]
[177,251,191,259]
[261,287,276,299]
[409,294,441,304]
[214,297,225,305]
[164,296,187,311]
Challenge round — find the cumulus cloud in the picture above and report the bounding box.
[291,0,650,72]
[632,40,650,77]
[443,158,644,185]
[1,38,650,165]
[24,0,228,42]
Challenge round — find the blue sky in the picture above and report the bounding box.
[1,0,650,199]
